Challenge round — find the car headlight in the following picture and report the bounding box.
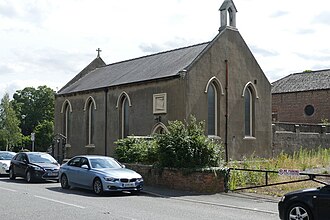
[280,196,286,202]
[104,177,119,182]
[1,163,8,169]
[32,166,44,171]
[137,178,143,182]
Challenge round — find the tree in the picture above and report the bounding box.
[34,120,54,152]
[11,86,55,151]
[11,86,55,136]
[0,93,21,151]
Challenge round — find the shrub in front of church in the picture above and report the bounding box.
[115,137,158,164]
[155,116,223,169]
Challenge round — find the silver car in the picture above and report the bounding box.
[0,151,16,175]
[59,155,144,195]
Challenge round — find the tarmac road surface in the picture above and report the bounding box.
[0,176,280,220]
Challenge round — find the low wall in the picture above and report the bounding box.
[272,123,330,155]
[125,163,226,193]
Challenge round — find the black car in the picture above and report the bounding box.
[9,152,60,182]
[278,184,330,220]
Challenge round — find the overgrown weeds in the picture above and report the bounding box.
[228,147,330,196]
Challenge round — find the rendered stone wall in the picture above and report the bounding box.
[272,123,330,155]
[125,163,226,193]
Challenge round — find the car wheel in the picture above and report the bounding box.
[286,203,313,220]
[93,178,103,195]
[60,174,70,189]
[26,171,33,183]
[9,168,16,180]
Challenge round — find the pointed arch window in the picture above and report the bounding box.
[120,96,129,138]
[116,92,132,139]
[61,100,72,142]
[244,87,255,137]
[62,101,72,142]
[151,122,168,135]
[207,83,218,136]
[87,99,95,145]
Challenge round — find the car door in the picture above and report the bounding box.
[10,154,20,175]
[75,157,95,188]
[316,185,330,220]
[14,153,28,176]
[65,157,82,186]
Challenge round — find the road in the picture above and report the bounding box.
[0,176,280,220]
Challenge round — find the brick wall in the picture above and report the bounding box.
[272,90,330,124]
[125,163,226,193]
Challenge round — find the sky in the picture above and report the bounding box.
[1,0,330,99]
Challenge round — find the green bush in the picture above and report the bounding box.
[115,116,223,168]
[155,116,223,168]
[115,137,157,164]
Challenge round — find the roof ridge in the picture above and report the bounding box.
[104,41,210,67]
[271,68,330,94]
[292,68,330,75]
[272,68,330,84]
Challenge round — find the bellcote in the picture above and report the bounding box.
[219,0,237,30]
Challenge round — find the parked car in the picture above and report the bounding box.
[0,151,16,175]
[9,152,60,182]
[278,184,330,220]
[59,155,144,195]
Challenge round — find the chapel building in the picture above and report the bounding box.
[54,0,272,161]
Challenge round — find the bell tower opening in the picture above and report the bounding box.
[219,0,237,30]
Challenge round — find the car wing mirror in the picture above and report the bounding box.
[81,164,89,169]
[121,164,126,168]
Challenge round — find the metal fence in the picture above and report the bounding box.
[226,167,330,192]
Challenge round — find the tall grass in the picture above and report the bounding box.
[228,147,330,195]
[283,147,330,170]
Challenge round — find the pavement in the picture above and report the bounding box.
[142,185,280,215]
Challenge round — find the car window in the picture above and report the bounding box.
[90,158,122,169]
[0,152,15,160]
[22,154,28,162]
[322,185,330,193]
[15,153,25,162]
[80,158,89,167]
[68,157,81,167]
[28,153,57,163]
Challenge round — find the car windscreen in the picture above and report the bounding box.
[0,152,15,160]
[28,153,57,164]
[90,158,122,169]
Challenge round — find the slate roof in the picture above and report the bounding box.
[58,57,106,93]
[58,42,210,95]
[271,69,330,94]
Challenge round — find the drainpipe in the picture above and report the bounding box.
[104,88,108,156]
[225,60,229,163]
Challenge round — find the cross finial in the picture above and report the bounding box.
[96,48,102,57]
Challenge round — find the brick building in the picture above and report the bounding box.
[272,69,330,124]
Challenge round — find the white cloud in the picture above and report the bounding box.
[0,0,330,99]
